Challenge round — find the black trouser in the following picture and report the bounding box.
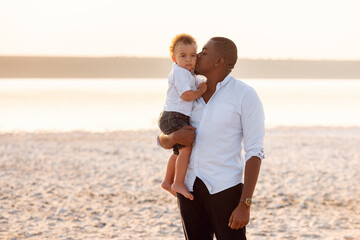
[177,177,246,240]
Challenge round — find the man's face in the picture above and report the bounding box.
[172,42,197,72]
[195,40,218,76]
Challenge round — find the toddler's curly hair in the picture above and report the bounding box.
[169,33,197,56]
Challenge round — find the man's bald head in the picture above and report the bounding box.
[210,37,238,70]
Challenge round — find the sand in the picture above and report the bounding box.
[0,127,360,239]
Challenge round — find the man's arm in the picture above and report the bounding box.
[158,126,196,149]
[229,87,265,230]
[228,156,261,229]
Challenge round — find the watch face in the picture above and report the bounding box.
[241,198,252,206]
[244,198,252,206]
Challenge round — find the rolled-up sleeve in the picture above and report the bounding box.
[195,75,205,87]
[241,88,265,162]
[156,133,160,147]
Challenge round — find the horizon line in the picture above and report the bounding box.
[1,55,360,61]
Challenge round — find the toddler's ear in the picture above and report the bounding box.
[171,55,176,63]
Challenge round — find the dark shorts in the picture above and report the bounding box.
[158,111,190,155]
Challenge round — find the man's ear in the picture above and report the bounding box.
[215,57,224,67]
[171,55,176,63]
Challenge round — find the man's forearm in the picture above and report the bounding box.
[228,156,262,229]
[158,126,196,149]
[241,156,262,199]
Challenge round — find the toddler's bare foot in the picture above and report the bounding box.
[171,183,194,200]
[161,181,177,197]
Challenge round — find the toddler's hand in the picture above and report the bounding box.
[198,82,207,94]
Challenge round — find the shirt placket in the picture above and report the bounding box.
[192,97,205,175]
[193,81,227,176]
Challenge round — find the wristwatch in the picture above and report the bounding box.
[240,198,252,207]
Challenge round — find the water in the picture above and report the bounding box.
[1,78,360,132]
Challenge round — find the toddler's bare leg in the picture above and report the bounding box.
[171,146,194,200]
[161,154,177,197]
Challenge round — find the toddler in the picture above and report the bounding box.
[158,34,207,200]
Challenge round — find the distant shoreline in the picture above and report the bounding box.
[1,56,360,79]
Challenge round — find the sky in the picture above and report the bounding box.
[0,0,360,59]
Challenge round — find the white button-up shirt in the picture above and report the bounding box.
[185,74,265,194]
[164,63,203,117]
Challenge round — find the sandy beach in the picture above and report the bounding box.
[1,127,360,239]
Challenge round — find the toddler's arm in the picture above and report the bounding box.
[181,82,207,101]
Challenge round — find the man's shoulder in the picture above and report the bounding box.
[229,76,255,93]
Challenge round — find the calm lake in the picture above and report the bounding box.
[1,78,360,132]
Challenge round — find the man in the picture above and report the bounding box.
[159,37,265,240]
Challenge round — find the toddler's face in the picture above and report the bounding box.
[172,42,197,72]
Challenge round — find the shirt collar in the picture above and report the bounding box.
[216,73,232,90]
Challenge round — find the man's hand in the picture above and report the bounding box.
[228,156,261,229]
[170,126,196,147]
[228,203,250,230]
[158,126,196,149]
